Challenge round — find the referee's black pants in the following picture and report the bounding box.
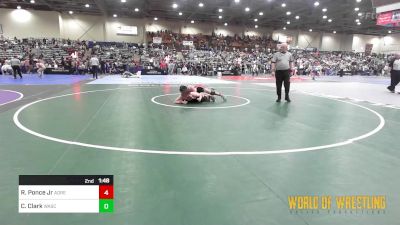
[276,69,290,98]
[389,70,400,91]
[12,65,22,79]
[92,65,99,79]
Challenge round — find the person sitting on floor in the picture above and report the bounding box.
[1,64,13,75]
[121,70,141,78]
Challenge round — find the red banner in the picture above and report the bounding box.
[377,10,400,26]
[377,11,393,25]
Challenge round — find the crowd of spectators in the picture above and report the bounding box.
[146,30,277,51]
[292,51,390,77]
[0,34,395,77]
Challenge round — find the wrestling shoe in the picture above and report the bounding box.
[387,86,395,93]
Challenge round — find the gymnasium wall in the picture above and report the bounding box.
[146,20,180,33]
[379,34,400,53]
[1,8,397,54]
[351,34,400,54]
[181,22,213,35]
[272,30,358,52]
[244,27,273,37]
[59,14,105,41]
[321,33,341,51]
[105,18,146,43]
[352,34,382,53]
[320,33,353,52]
[297,31,322,49]
[272,30,299,48]
[1,8,272,43]
[341,34,355,52]
[0,8,60,38]
[214,25,243,37]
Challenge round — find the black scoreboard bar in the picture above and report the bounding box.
[19,175,113,185]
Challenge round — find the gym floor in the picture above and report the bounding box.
[0,74,399,225]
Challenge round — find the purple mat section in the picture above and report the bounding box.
[0,74,90,85]
[0,90,22,105]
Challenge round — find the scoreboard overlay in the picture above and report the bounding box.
[18,175,114,213]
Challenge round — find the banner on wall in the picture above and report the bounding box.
[153,37,162,44]
[286,36,293,44]
[273,35,293,44]
[305,47,318,52]
[182,41,194,46]
[365,44,374,56]
[377,10,400,27]
[116,26,138,35]
[372,0,399,7]
[276,35,287,43]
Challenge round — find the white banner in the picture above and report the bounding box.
[153,37,162,44]
[116,26,138,35]
[277,35,288,43]
[183,41,194,46]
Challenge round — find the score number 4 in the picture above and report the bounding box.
[99,185,114,199]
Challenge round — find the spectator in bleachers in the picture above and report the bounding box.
[0,36,394,78]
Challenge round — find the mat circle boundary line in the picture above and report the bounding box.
[13,87,385,156]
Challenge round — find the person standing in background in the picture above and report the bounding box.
[100,58,106,75]
[271,43,294,102]
[387,53,400,93]
[90,54,100,79]
[168,60,175,75]
[23,58,30,74]
[10,56,22,79]
[29,57,34,74]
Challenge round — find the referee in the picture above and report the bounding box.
[90,55,100,79]
[387,53,400,93]
[10,56,22,79]
[271,43,294,102]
